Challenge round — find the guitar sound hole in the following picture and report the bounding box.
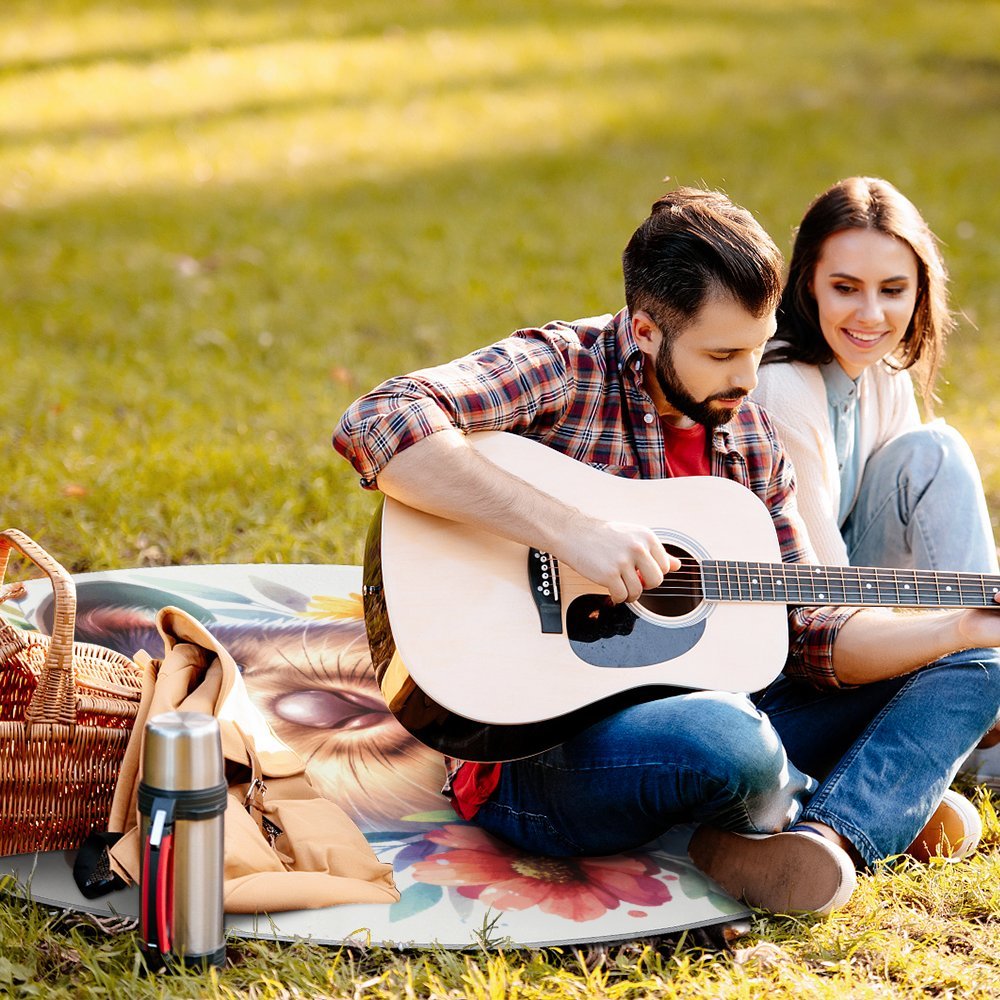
[636,543,703,618]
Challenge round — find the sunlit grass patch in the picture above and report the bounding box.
[2,1,1000,995]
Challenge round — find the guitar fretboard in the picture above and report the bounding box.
[700,561,1000,609]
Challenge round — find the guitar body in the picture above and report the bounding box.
[363,432,789,761]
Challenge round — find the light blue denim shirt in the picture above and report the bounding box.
[820,360,863,526]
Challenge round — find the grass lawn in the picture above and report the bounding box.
[2,0,1000,995]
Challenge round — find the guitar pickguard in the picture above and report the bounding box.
[566,593,706,667]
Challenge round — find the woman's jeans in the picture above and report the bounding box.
[842,423,998,574]
[842,422,1000,782]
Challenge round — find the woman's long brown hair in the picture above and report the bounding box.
[764,176,953,411]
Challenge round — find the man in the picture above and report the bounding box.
[333,188,1000,915]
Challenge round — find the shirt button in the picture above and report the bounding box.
[643,413,655,424]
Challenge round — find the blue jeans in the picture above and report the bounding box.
[755,647,1000,865]
[477,649,1000,867]
[475,691,816,858]
[843,423,999,573]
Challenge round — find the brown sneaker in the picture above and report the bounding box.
[906,789,982,862]
[688,827,857,915]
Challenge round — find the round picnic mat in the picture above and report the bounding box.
[0,564,747,948]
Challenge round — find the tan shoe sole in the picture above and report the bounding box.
[688,827,857,915]
[907,789,982,862]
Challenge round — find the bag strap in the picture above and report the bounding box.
[0,528,78,729]
[73,831,127,899]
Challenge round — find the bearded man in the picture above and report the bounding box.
[332,188,1000,915]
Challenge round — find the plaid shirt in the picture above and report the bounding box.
[334,307,858,690]
[335,309,860,815]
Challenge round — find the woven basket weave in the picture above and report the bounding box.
[0,528,144,856]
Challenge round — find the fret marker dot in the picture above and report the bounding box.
[904,584,910,589]
[865,583,872,589]
[751,578,758,585]
[776,581,783,587]
[819,593,825,599]
[946,586,953,591]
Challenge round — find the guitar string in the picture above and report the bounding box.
[547,560,1000,586]
[554,565,1000,605]
[555,583,999,606]
[645,570,1000,600]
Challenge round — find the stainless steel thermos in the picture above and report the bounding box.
[139,711,227,970]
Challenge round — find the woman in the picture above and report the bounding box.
[753,176,1000,857]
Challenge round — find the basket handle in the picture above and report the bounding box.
[0,528,78,728]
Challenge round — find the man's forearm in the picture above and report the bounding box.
[375,428,576,553]
[375,429,676,604]
[832,607,989,684]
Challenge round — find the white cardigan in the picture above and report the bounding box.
[752,359,921,566]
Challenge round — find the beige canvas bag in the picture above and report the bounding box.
[106,607,398,914]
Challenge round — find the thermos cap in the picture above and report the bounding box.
[142,711,225,791]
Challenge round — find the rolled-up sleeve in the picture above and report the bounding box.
[333,332,573,488]
[333,389,458,488]
[785,605,858,687]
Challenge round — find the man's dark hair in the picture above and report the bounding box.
[622,187,783,341]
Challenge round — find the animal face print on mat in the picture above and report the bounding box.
[39,580,445,832]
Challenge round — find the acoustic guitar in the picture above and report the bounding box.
[362,431,1000,762]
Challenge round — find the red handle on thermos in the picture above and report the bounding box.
[140,799,175,963]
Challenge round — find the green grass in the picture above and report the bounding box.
[4,795,1000,997]
[3,0,1000,571]
[3,0,1000,995]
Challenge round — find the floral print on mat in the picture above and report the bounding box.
[409,824,675,922]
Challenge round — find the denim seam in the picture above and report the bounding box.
[909,502,938,568]
[479,801,584,855]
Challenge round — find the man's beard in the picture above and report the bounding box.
[654,339,748,429]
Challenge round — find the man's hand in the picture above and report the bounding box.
[555,515,681,604]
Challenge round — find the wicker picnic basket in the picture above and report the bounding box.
[0,528,144,856]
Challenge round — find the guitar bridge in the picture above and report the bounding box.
[528,549,563,633]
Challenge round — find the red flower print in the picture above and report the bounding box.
[410,825,674,922]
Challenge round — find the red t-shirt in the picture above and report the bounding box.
[448,420,710,819]
[660,419,710,477]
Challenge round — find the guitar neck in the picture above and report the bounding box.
[701,561,1000,609]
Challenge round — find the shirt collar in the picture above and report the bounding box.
[711,423,734,455]
[616,309,645,379]
[820,359,860,406]
[618,307,737,455]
